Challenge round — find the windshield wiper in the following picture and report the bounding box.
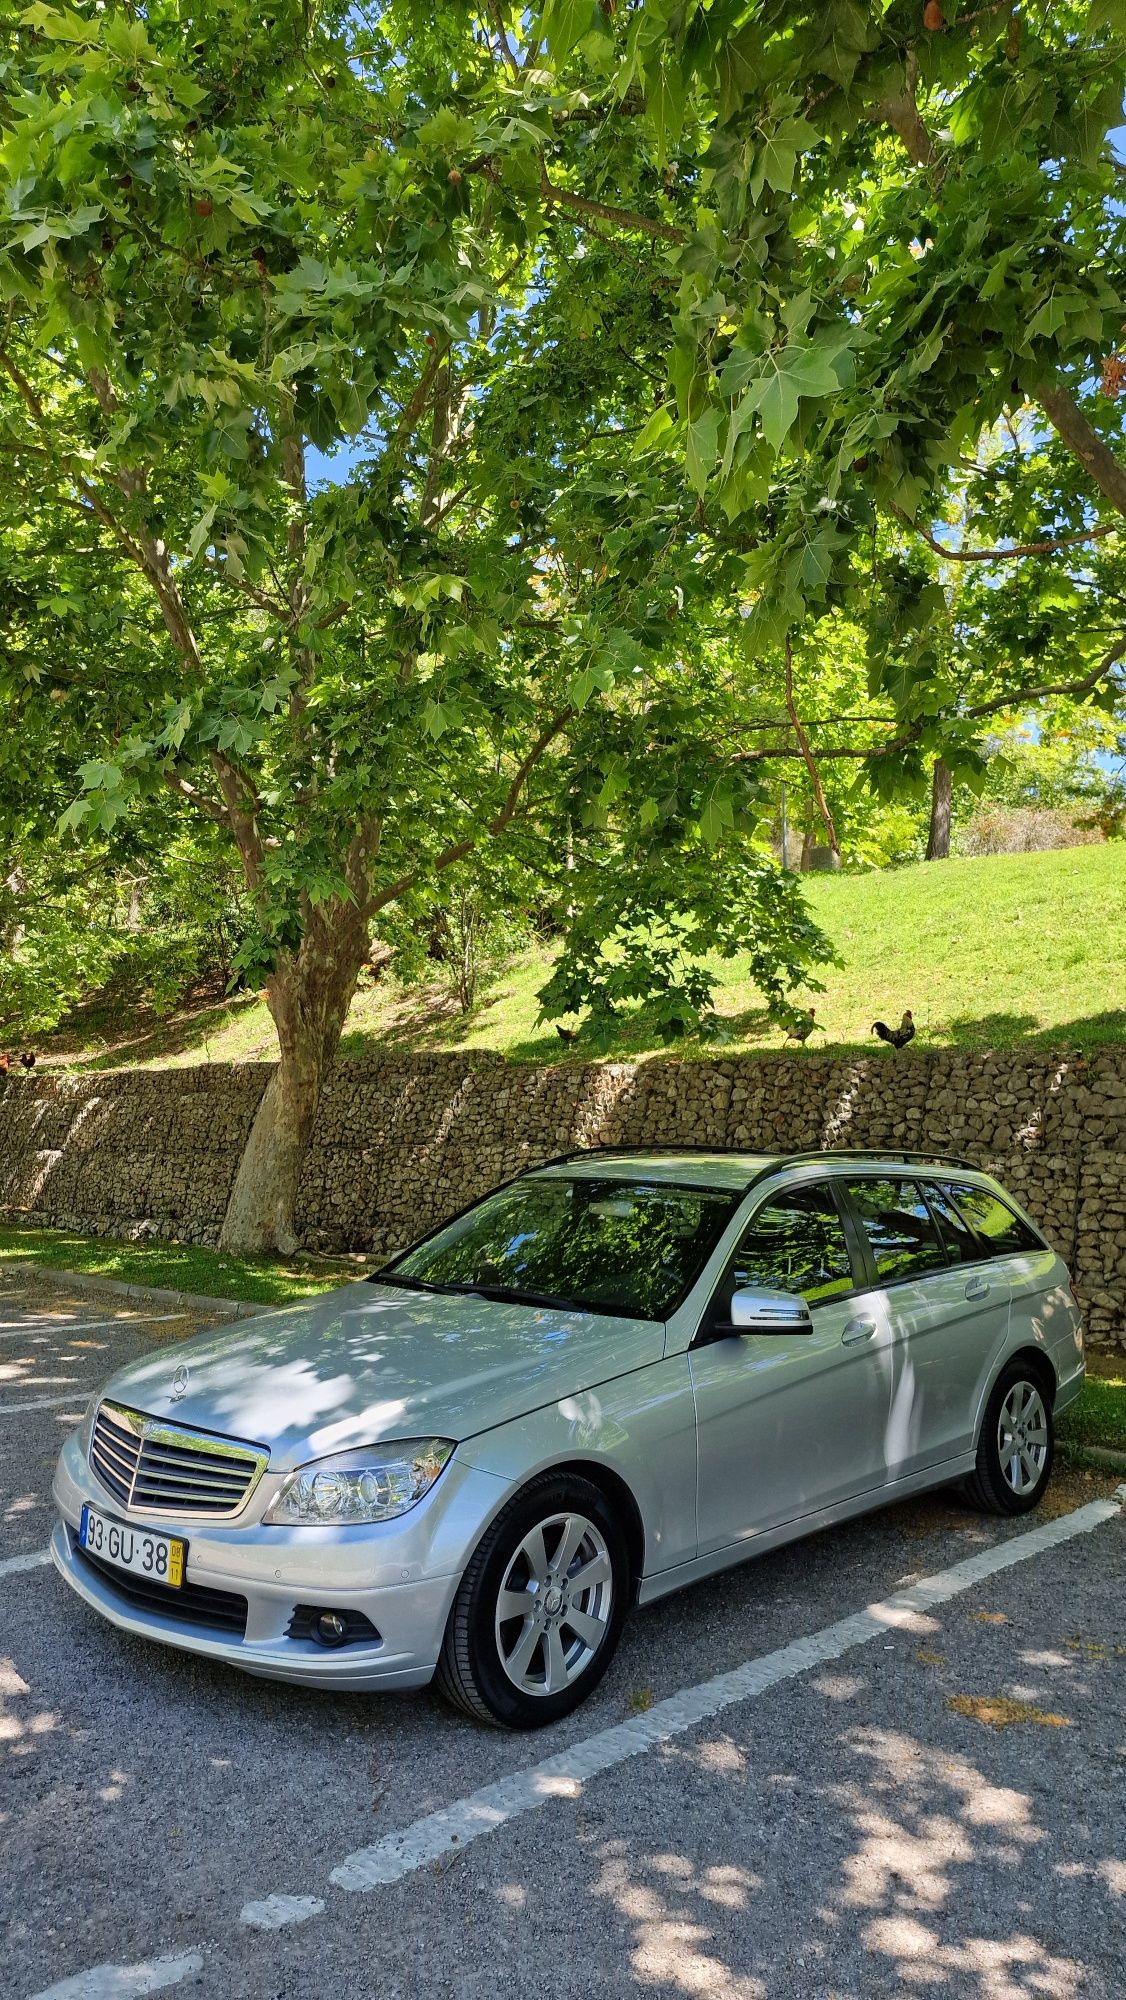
[371,1272,587,1313]
[446,1282,587,1313]
[369,1272,465,1296]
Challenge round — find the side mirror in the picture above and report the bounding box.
[729,1286,813,1337]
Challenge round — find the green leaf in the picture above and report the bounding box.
[686,407,722,493]
[540,0,598,63]
[647,63,686,166]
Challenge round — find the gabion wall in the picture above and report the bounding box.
[1,1047,1123,1346]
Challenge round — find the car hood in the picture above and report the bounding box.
[96,1281,664,1470]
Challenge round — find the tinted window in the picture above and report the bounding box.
[384,1175,738,1320]
[944,1183,1042,1257]
[846,1178,948,1282]
[921,1181,982,1264]
[729,1183,855,1307]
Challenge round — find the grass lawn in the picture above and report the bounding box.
[1058,1350,1126,1458]
[0,1223,354,1306]
[37,844,1126,1073]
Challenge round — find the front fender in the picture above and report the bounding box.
[456,1355,698,1583]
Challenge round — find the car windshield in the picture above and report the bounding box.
[380,1175,739,1321]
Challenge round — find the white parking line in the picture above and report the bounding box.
[23,1489,1126,1999]
[240,1895,325,1931]
[0,1549,52,1581]
[31,1951,205,1999]
[0,1391,90,1415]
[332,1494,1123,1890]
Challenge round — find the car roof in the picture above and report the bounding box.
[531,1148,988,1196]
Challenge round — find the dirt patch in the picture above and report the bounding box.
[947,1694,1072,1731]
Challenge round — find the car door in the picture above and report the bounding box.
[689,1177,895,1555]
[840,1176,1012,1480]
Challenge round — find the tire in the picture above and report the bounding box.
[436,1472,630,1729]
[963,1359,1055,1515]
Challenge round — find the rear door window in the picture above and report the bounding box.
[920,1182,983,1265]
[726,1181,857,1308]
[845,1178,949,1283]
[942,1183,1043,1257]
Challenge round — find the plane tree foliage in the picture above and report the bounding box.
[2,0,1124,1248]
[0,1,823,1249]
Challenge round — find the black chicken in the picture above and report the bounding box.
[19,1051,36,1070]
[872,1009,915,1050]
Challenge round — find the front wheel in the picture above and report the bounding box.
[963,1361,1055,1515]
[436,1473,630,1728]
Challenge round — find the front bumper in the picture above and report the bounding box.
[51,1431,499,1692]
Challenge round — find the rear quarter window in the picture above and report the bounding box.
[943,1183,1043,1257]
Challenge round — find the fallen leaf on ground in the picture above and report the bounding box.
[947,1694,1071,1732]
[1064,1636,1125,1659]
[916,1649,946,1668]
[629,1687,654,1713]
[970,1611,1007,1625]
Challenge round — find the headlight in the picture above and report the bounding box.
[263,1440,454,1526]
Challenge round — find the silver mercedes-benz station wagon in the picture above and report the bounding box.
[52,1148,1085,1728]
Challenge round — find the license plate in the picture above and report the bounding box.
[80,1503,186,1590]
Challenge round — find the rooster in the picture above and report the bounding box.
[784,1007,820,1045]
[19,1051,35,1070]
[555,1024,580,1046]
[872,1009,915,1050]
[0,1054,8,1076]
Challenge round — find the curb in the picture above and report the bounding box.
[3,1261,267,1321]
[1078,1444,1126,1473]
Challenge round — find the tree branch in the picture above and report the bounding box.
[539,172,687,245]
[963,633,1126,719]
[873,52,934,167]
[1036,383,1126,524]
[366,710,572,916]
[784,637,840,851]
[162,769,232,829]
[894,503,1118,563]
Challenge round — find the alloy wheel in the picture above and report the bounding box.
[997,1380,1049,1496]
[494,1511,614,1698]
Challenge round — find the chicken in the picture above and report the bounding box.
[555,1024,580,1046]
[872,1009,916,1050]
[19,1051,35,1070]
[0,1053,9,1076]
[784,1007,820,1045]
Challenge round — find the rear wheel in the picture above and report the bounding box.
[436,1473,630,1728]
[963,1360,1054,1515]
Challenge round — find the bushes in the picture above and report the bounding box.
[959,807,1104,856]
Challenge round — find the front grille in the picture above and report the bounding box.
[75,1540,249,1636]
[90,1400,267,1519]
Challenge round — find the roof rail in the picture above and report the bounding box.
[763,1146,982,1175]
[535,1143,983,1179]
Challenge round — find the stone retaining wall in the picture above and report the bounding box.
[1,1048,1123,1346]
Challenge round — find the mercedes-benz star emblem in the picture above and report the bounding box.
[170,1364,190,1404]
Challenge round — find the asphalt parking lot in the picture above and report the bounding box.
[1,1267,1123,2000]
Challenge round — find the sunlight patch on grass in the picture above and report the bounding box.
[0,1224,349,1305]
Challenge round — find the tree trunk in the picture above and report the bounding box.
[925,756,953,860]
[219,906,368,1254]
[799,827,817,872]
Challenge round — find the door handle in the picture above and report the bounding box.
[965,1276,990,1302]
[841,1317,878,1346]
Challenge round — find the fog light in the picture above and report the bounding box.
[316,1610,348,1647]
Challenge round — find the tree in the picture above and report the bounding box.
[0,3,831,1248]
